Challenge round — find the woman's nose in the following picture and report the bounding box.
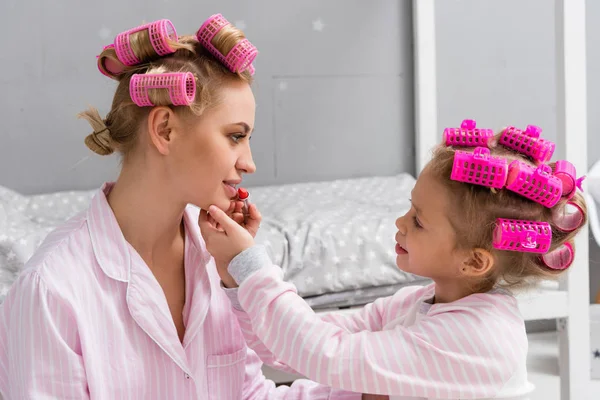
[237,148,256,174]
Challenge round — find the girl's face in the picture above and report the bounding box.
[394,168,466,281]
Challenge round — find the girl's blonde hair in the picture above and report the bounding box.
[79,23,253,157]
[428,133,587,292]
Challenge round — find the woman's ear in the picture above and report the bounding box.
[147,106,175,155]
[460,248,495,277]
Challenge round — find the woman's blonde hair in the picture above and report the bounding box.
[427,133,587,292]
[79,23,253,157]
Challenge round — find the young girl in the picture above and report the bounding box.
[201,122,587,400]
[0,15,362,399]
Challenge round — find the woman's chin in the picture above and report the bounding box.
[215,198,234,212]
[194,199,231,212]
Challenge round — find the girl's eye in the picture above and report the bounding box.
[408,199,422,228]
[412,216,422,229]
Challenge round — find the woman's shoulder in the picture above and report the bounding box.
[2,213,92,310]
[24,211,93,281]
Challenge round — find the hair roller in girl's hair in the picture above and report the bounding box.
[444,119,494,147]
[541,242,574,270]
[450,147,508,189]
[493,219,552,253]
[505,161,562,208]
[498,125,555,163]
[553,160,586,200]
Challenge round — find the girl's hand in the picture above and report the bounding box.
[199,203,262,287]
[228,200,261,238]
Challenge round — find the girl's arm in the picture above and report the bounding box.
[223,285,410,375]
[230,246,527,399]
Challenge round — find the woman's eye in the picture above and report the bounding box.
[230,133,246,143]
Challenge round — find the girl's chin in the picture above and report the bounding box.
[395,258,410,272]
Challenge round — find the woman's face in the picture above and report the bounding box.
[167,80,257,211]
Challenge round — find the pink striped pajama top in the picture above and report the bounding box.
[226,246,535,400]
[0,184,360,400]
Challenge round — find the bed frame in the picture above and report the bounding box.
[264,1,592,397]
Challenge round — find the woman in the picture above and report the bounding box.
[0,15,361,399]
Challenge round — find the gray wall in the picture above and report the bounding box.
[435,0,557,144]
[0,0,414,195]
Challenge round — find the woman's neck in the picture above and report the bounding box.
[107,166,186,267]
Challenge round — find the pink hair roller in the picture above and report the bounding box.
[444,119,494,147]
[451,147,508,189]
[541,242,574,270]
[114,19,178,66]
[498,125,556,163]
[97,44,122,78]
[129,72,196,107]
[553,201,584,232]
[196,14,257,75]
[493,219,552,253]
[553,160,585,199]
[505,161,562,208]
[498,125,555,163]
